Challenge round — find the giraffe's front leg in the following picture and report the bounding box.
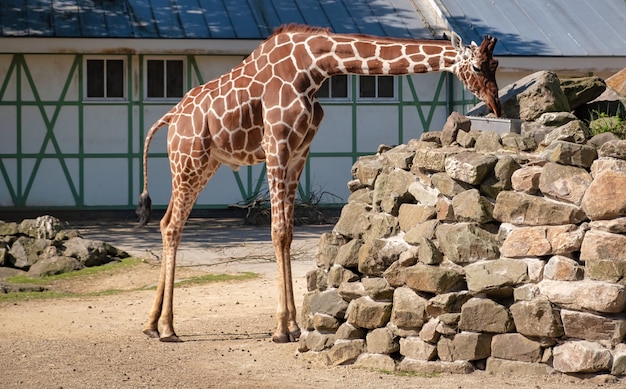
[143,249,180,342]
[269,191,301,343]
[142,248,167,338]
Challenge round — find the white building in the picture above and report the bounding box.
[1,0,624,215]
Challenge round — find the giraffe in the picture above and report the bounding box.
[136,24,501,343]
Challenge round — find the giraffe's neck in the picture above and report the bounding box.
[312,34,459,77]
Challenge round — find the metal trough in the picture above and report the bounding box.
[469,116,523,135]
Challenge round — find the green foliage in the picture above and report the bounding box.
[587,109,626,139]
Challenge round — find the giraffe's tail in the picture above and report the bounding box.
[136,108,175,227]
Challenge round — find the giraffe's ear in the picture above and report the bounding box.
[450,32,464,52]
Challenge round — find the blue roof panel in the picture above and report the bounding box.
[197,0,234,39]
[436,0,626,56]
[2,0,624,58]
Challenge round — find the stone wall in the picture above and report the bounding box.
[298,72,626,378]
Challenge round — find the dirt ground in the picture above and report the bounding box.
[0,218,623,388]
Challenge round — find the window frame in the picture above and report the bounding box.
[317,74,351,101]
[143,57,187,101]
[83,56,127,101]
[357,75,397,101]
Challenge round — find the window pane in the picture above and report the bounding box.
[378,76,394,98]
[331,75,348,98]
[147,60,164,98]
[106,60,124,98]
[318,79,330,98]
[86,59,104,98]
[166,60,184,98]
[359,76,375,98]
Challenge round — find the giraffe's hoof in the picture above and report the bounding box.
[143,328,160,339]
[271,329,300,343]
[159,333,183,343]
[271,333,291,343]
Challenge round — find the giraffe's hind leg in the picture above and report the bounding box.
[143,154,221,342]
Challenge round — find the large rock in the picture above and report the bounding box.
[353,353,396,371]
[582,229,626,284]
[381,144,415,170]
[361,213,399,242]
[352,155,383,187]
[480,155,521,198]
[334,239,361,269]
[390,286,428,330]
[27,255,81,278]
[366,327,399,354]
[493,191,586,226]
[441,111,471,146]
[510,166,542,194]
[490,333,543,363]
[333,202,371,239]
[444,152,498,185]
[538,162,592,205]
[357,238,405,277]
[560,76,606,110]
[437,332,492,362]
[485,358,554,376]
[403,264,464,294]
[345,297,392,329]
[309,289,350,319]
[452,189,494,224]
[509,297,564,338]
[537,280,626,313]
[399,336,437,361]
[328,339,366,365]
[7,236,49,270]
[316,233,345,270]
[430,172,471,197]
[560,309,626,347]
[467,71,570,120]
[552,341,612,373]
[598,139,626,160]
[581,170,626,220]
[459,298,515,333]
[397,359,474,374]
[406,181,440,207]
[500,224,585,257]
[397,204,436,232]
[372,168,416,214]
[435,223,499,264]
[464,259,529,294]
[18,215,64,239]
[540,140,597,168]
[413,146,462,172]
[541,120,588,147]
[543,255,584,281]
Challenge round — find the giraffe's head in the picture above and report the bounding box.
[451,33,502,117]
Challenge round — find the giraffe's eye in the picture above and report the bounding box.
[472,64,481,73]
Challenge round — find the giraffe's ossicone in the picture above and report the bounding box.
[136,24,501,343]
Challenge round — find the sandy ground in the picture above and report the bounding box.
[0,218,623,388]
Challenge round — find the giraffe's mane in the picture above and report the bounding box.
[271,24,331,36]
[271,23,448,46]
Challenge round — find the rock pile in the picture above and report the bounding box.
[298,71,626,379]
[0,215,129,288]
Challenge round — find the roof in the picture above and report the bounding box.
[1,0,624,58]
[435,0,626,56]
[0,0,438,40]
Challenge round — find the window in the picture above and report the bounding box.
[146,59,185,99]
[85,59,125,99]
[318,75,348,99]
[359,75,395,99]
